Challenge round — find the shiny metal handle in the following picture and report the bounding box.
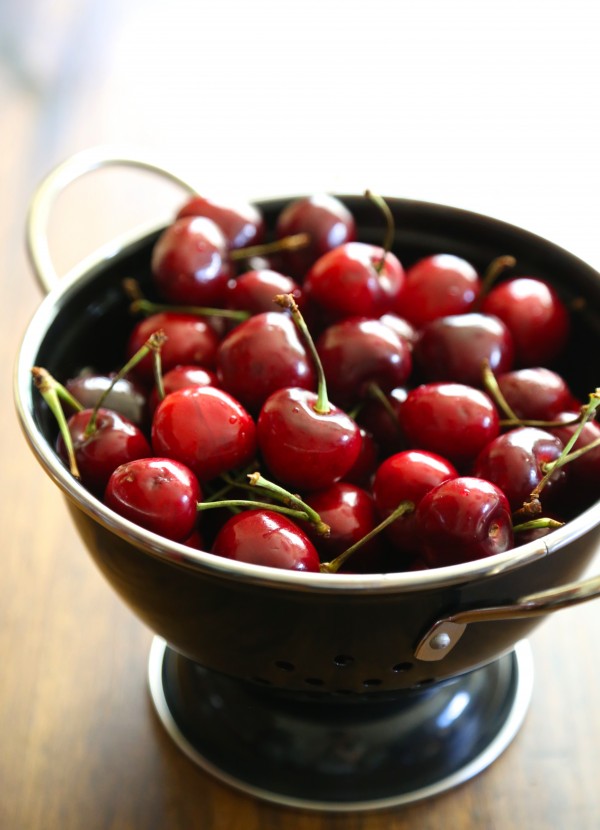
[26,145,199,295]
[415,572,600,661]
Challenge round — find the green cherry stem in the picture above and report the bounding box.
[122,278,250,322]
[367,381,404,438]
[481,360,520,422]
[320,500,415,573]
[229,232,310,262]
[247,472,330,536]
[274,292,330,414]
[31,367,81,479]
[474,255,517,308]
[512,517,565,534]
[196,498,310,523]
[364,190,395,275]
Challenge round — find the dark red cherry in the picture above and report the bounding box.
[495,368,577,421]
[148,364,219,415]
[57,408,151,496]
[414,312,514,387]
[211,509,320,571]
[480,277,570,366]
[176,194,265,250]
[395,254,480,327]
[378,313,418,349]
[256,387,362,492]
[275,193,356,277]
[416,476,514,567]
[399,383,500,469]
[104,457,201,541]
[151,386,256,482]
[316,318,412,409]
[303,242,405,321]
[551,412,600,492]
[151,216,231,306]
[225,269,303,315]
[304,482,380,569]
[216,312,315,414]
[356,386,408,455]
[472,427,567,511]
[125,312,220,385]
[65,370,147,426]
[372,450,458,555]
[342,427,379,488]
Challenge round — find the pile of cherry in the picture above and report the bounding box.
[33,192,600,574]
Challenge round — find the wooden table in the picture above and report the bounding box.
[2,6,600,828]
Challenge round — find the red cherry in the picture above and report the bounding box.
[395,254,481,327]
[216,312,315,415]
[416,476,514,567]
[303,242,405,321]
[414,312,514,387]
[480,277,570,366]
[211,509,320,571]
[65,371,148,427]
[256,387,361,492]
[372,450,458,555]
[104,457,201,541]
[399,383,500,469]
[551,412,600,492]
[495,367,576,421]
[57,408,151,496]
[472,427,567,512]
[225,269,303,315]
[148,364,219,415]
[275,193,356,277]
[342,427,379,488]
[176,194,265,250]
[316,317,412,409]
[304,482,380,567]
[378,313,418,348]
[355,386,408,454]
[125,312,220,385]
[151,216,231,306]
[151,386,256,482]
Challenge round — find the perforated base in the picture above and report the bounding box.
[148,637,533,812]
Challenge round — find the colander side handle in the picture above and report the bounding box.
[415,571,600,661]
[26,146,198,294]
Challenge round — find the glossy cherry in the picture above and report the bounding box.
[125,312,220,385]
[211,509,321,571]
[316,317,412,409]
[151,216,231,306]
[148,364,219,415]
[65,370,148,426]
[551,412,600,493]
[57,408,151,496]
[275,193,356,277]
[151,386,256,482]
[416,476,514,567]
[480,277,570,366]
[495,367,576,421]
[399,383,500,469]
[303,241,405,321]
[372,450,458,555]
[104,457,201,541]
[355,386,408,455]
[225,269,303,315]
[395,253,481,327]
[216,312,315,415]
[414,312,514,387]
[176,194,265,250]
[342,427,379,488]
[472,426,567,512]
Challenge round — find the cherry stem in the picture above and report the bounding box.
[320,500,415,574]
[247,472,330,536]
[274,293,330,415]
[31,367,81,479]
[367,381,404,438]
[84,329,167,437]
[475,255,517,308]
[512,517,564,534]
[481,360,520,422]
[525,388,600,509]
[197,498,311,523]
[122,278,250,322]
[364,190,394,275]
[229,232,310,262]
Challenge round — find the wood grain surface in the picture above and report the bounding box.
[2,4,599,828]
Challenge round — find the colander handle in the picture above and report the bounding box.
[26,146,199,295]
[415,571,600,661]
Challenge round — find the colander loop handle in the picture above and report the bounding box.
[26,146,199,295]
[415,571,600,661]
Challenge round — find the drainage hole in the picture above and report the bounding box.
[333,654,354,667]
[392,662,413,673]
[274,660,295,672]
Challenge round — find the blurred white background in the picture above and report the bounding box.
[2,0,599,270]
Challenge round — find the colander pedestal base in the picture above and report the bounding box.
[148,637,533,812]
